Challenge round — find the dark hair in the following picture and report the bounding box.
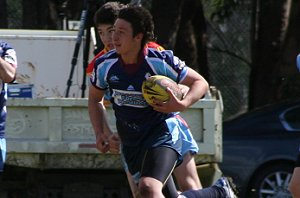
[118,4,155,47]
[93,2,124,25]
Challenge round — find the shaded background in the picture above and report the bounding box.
[1,0,299,119]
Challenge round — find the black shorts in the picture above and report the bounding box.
[121,116,185,181]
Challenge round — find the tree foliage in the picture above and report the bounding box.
[206,0,239,22]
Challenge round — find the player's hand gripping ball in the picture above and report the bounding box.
[142,75,183,105]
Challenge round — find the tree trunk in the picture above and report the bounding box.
[249,0,299,109]
[175,0,198,71]
[276,0,300,99]
[23,0,53,29]
[192,2,209,82]
[151,0,209,81]
[151,0,184,49]
[0,0,8,28]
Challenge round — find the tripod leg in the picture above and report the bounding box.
[65,0,88,98]
[81,24,91,98]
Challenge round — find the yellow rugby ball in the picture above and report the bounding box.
[142,75,183,105]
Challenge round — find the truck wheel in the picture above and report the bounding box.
[247,163,293,198]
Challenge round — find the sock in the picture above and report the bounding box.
[180,186,223,198]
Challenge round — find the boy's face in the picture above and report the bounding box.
[113,18,142,56]
[96,24,114,51]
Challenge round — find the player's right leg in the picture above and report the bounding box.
[139,146,179,198]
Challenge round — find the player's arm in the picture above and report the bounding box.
[152,68,208,113]
[179,67,209,107]
[88,85,113,153]
[178,84,189,98]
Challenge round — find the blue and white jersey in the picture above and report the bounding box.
[90,48,188,146]
[0,41,17,138]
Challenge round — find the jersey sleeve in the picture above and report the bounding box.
[90,51,118,90]
[90,58,107,90]
[0,41,17,68]
[146,49,188,83]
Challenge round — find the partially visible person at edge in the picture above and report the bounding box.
[88,4,237,198]
[289,146,300,198]
[0,41,18,173]
[288,55,300,198]
[87,2,202,197]
[296,53,300,72]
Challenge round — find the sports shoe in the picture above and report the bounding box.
[213,177,238,198]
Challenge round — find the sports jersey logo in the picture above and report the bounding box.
[179,60,185,69]
[5,49,17,66]
[109,75,119,83]
[112,89,147,108]
[173,57,185,70]
[145,73,151,79]
[127,85,135,91]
